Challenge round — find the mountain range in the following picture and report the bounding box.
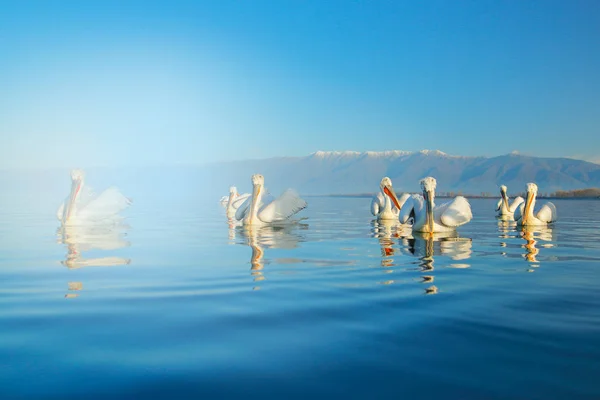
[206,150,600,196]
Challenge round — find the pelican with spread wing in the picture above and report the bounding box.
[496,185,524,218]
[224,186,251,218]
[400,177,472,233]
[370,177,410,221]
[514,183,557,226]
[57,169,131,226]
[235,174,307,226]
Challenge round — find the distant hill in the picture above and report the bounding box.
[205,150,600,196]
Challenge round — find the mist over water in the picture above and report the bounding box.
[1,169,600,398]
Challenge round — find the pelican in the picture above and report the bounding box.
[57,169,131,226]
[400,177,472,233]
[225,186,251,218]
[370,177,410,221]
[514,183,557,226]
[235,174,307,226]
[496,185,524,218]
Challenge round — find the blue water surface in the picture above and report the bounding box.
[1,170,599,399]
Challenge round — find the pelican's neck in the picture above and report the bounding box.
[527,192,536,217]
[501,190,509,211]
[382,187,393,212]
[426,190,435,208]
[248,183,263,223]
[421,190,435,233]
[523,191,536,223]
[226,191,237,213]
[64,178,83,222]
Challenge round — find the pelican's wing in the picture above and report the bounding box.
[509,196,525,212]
[231,193,251,210]
[399,194,421,224]
[370,192,384,216]
[397,193,411,210]
[235,196,252,220]
[495,198,502,211]
[258,189,307,223]
[536,202,557,223]
[76,187,131,222]
[439,196,472,227]
[514,203,524,222]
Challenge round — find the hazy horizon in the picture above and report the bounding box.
[2,1,599,169]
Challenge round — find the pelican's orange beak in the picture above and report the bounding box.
[383,185,402,210]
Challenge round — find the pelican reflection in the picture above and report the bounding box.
[371,219,411,268]
[519,225,554,266]
[401,232,472,294]
[57,223,131,297]
[235,223,306,289]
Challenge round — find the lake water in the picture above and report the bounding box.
[1,177,600,399]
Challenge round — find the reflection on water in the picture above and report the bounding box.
[232,220,307,289]
[519,225,555,267]
[497,219,518,254]
[56,223,131,297]
[401,232,472,294]
[496,219,556,270]
[370,219,472,293]
[371,220,411,267]
[3,191,600,398]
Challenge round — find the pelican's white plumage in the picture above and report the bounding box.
[224,186,251,218]
[236,174,307,226]
[370,177,410,221]
[514,183,557,226]
[57,169,131,226]
[400,177,472,233]
[495,185,524,218]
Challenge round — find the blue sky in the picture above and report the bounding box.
[1,0,599,168]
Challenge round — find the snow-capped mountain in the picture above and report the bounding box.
[206,150,600,195]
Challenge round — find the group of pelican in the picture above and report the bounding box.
[371,176,474,233]
[55,168,557,232]
[370,177,557,231]
[219,173,558,231]
[494,183,557,225]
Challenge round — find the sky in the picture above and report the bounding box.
[1,0,599,168]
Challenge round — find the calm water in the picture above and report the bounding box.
[1,177,600,399]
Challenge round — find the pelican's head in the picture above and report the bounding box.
[70,169,85,183]
[379,177,393,190]
[500,185,507,194]
[522,183,538,224]
[420,177,437,194]
[379,176,401,210]
[526,183,538,195]
[251,174,265,187]
[229,186,238,195]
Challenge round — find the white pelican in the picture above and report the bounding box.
[370,177,410,221]
[57,169,131,226]
[235,174,307,226]
[225,186,251,218]
[496,185,524,218]
[400,177,472,233]
[514,183,557,226]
